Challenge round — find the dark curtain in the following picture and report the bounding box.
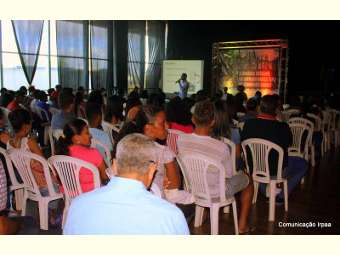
[56,20,89,90]
[90,21,114,94]
[128,21,145,91]
[12,20,44,85]
[145,21,165,92]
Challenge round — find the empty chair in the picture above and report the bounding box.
[8,149,63,230]
[306,113,324,158]
[177,152,239,235]
[48,155,101,228]
[166,129,184,155]
[241,138,288,222]
[288,122,312,161]
[0,147,25,211]
[288,118,315,166]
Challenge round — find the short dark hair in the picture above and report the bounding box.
[8,109,31,133]
[86,103,102,123]
[246,98,258,111]
[260,95,278,115]
[193,99,215,127]
[58,92,75,110]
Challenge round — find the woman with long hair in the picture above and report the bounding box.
[114,105,192,203]
[56,119,109,192]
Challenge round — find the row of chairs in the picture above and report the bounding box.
[1,147,101,230]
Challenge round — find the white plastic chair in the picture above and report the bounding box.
[91,138,112,165]
[102,121,119,145]
[177,152,239,235]
[166,129,184,155]
[8,149,63,230]
[0,147,25,211]
[48,155,101,229]
[288,118,315,166]
[322,110,331,152]
[282,109,300,122]
[221,138,237,176]
[241,138,288,222]
[307,113,324,157]
[236,112,245,120]
[288,122,312,161]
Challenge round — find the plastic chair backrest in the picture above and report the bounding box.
[282,109,300,121]
[8,149,59,197]
[241,138,284,182]
[91,138,112,164]
[0,147,23,191]
[48,155,100,204]
[288,122,311,158]
[288,117,314,145]
[166,129,184,155]
[306,113,322,132]
[177,152,226,205]
[221,137,237,175]
[101,121,119,145]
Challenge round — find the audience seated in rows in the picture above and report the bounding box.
[177,100,254,234]
[51,91,75,130]
[63,133,189,234]
[241,95,308,203]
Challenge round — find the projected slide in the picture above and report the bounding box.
[162,60,204,95]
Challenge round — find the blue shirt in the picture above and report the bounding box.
[51,111,75,130]
[63,177,190,235]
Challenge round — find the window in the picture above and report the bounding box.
[0,20,116,92]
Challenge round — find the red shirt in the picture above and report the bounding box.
[7,100,19,111]
[169,122,194,134]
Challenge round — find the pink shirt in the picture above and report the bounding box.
[169,122,194,134]
[69,145,103,193]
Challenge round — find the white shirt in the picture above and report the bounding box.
[177,133,233,178]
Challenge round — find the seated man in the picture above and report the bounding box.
[51,91,75,130]
[177,100,254,234]
[241,95,308,203]
[239,98,258,122]
[63,133,189,235]
[86,103,113,162]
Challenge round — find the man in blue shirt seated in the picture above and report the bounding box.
[63,133,190,235]
[51,91,75,130]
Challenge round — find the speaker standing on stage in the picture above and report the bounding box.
[176,73,189,99]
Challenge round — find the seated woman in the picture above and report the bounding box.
[115,105,193,204]
[166,97,194,134]
[7,109,59,194]
[212,100,242,170]
[56,119,109,192]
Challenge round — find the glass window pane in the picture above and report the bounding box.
[32,55,49,90]
[1,20,18,53]
[50,56,59,87]
[39,20,48,55]
[50,20,57,56]
[2,52,27,90]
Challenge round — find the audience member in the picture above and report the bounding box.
[166,97,194,134]
[51,92,75,130]
[177,100,254,234]
[7,91,24,111]
[7,109,60,194]
[63,133,189,234]
[241,95,308,203]
[86,104,113,161]
[56,118,109,192]
[239,98,258,122]
[74,91,86,118]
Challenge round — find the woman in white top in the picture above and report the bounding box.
[114,105,193,204]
